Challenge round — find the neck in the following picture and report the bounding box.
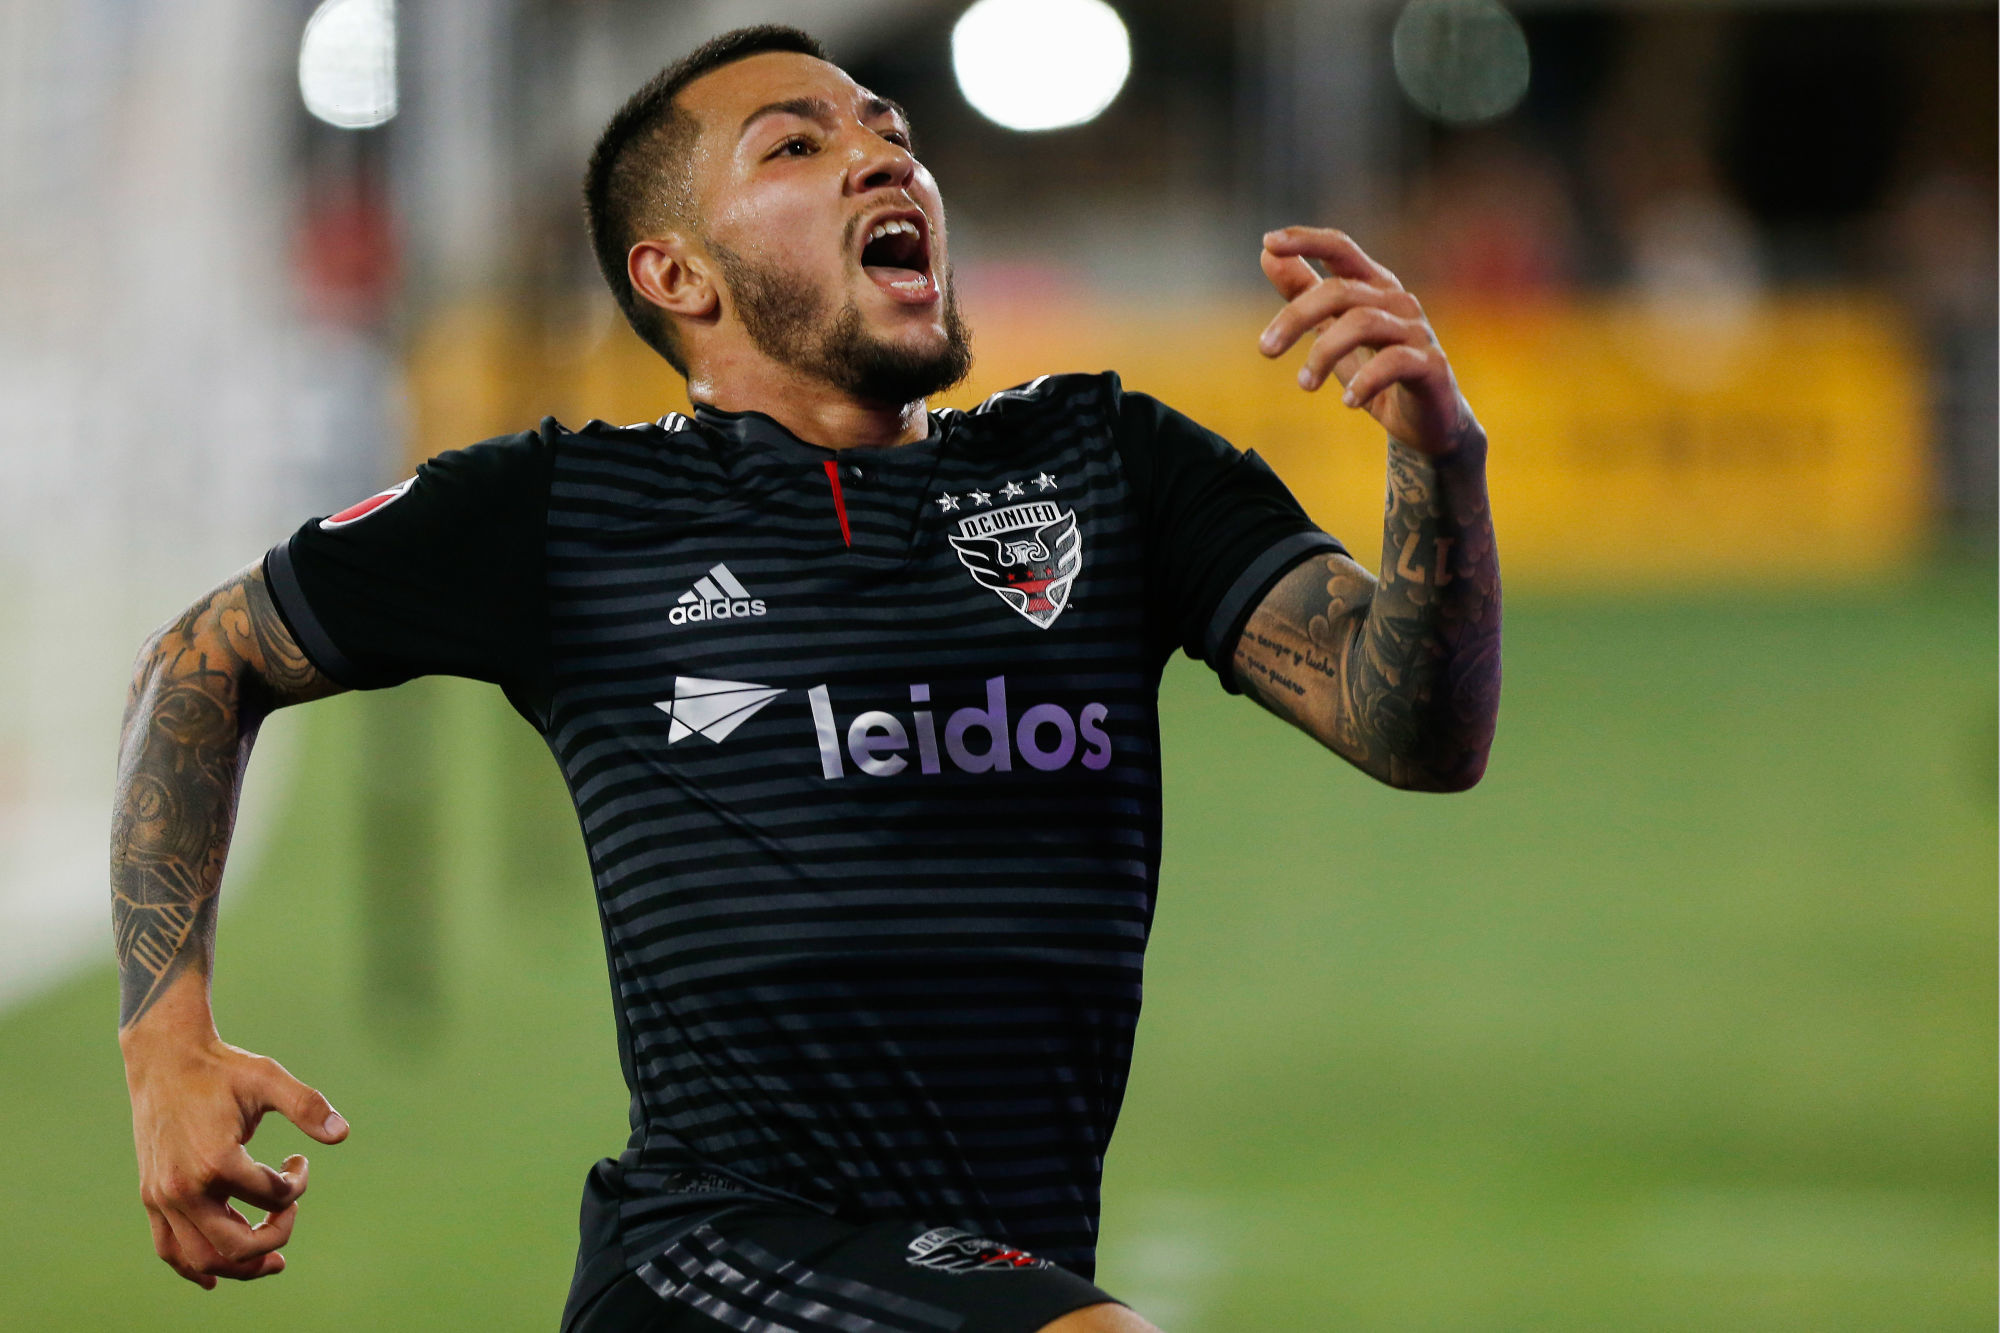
[688,355,928,450]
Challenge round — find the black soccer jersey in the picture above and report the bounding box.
[264,372,1343,1319]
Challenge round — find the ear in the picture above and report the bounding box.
[628,234,717,324]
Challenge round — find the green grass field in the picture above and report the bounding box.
[4,568,1993,1330]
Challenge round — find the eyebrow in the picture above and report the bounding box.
[738,94,913,141]
[865,95,910,129]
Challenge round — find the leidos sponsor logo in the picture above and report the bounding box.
[653,673,1114,777]
[669,563,767,626]
[807,676,1110,780]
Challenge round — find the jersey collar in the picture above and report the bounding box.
[690,402,943,461]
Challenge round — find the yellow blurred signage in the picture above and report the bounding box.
[409,294,1927,587]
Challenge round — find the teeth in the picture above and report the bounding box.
[865,217,921,247]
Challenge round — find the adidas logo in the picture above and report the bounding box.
[669,563,768,626]
[656,676,786,745]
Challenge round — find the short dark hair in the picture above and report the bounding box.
[583,25,830,374]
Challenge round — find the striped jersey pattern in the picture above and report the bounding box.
[637,1225,963,1333]
[547,377,1159,1279]
[686,563,748,603]
[265,371,1342,1315]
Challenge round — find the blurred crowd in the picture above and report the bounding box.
[355,0,1998,528]
[9,0,1990,540]
[1392,9,1996,526]
[0,0,1990,1038]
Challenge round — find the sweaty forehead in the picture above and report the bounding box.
[677,51,869,139]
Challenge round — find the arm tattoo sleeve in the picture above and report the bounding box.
[111,566,343,1028]
[1233,437,1501,791]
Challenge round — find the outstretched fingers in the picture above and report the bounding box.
[1298,307,1434,393]
[1260,276,1387,357]
[1259,246,1319,303]
[1340,342,1441,409]
[1263,225,1398,285]
[1259,268,1424,371]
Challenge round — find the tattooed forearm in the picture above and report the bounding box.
[111,566,341,1029]
[1234,434,1501,790]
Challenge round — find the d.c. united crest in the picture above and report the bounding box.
[947,500,1082,629]
[905,1227,1052,1274]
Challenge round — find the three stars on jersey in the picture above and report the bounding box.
[936,474,1082,629]
[935,472,1058,513]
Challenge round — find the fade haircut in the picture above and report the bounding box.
[584,25,830,375]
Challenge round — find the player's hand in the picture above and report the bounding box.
[1257,226,1482,460]
[123,1029,348,1287]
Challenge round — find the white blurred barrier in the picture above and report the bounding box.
[0,0,388,1010]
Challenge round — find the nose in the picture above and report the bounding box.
[846,135,916,195]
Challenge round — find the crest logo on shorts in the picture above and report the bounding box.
[905,1227,1051,1274]
[947,500,1082,629]
[320,477,414,530]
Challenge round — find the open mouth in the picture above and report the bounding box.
[858,212,935,300]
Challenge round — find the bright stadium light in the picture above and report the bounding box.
[298,0,398,130]
[952,0,1132,133]
[1392,0,1530,126]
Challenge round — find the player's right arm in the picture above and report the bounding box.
[112,563,351,1288]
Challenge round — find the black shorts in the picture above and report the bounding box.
[567,1208,1120,1333]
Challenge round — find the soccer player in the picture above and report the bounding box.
[111,25,1499,1332]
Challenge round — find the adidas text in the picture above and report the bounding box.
[669,562,768,627]
[668,597,766,626]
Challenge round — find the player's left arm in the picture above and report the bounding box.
[1232,226,1501,792]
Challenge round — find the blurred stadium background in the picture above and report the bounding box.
[0,0,1992,1327]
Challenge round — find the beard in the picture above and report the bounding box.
[709,240,973,405]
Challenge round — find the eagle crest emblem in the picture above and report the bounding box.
[947,500,1083,629]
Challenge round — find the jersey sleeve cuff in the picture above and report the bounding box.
[263,536,367,688]
[1201,529,1347,693]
